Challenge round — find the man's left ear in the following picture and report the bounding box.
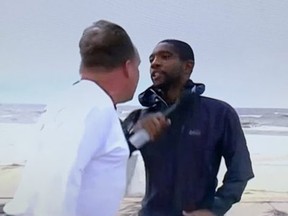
[183,60,194,75]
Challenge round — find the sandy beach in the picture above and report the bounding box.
[1,122,288,215]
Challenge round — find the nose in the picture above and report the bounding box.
[150,56,161,69]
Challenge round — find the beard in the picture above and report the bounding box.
[152,72,182,92]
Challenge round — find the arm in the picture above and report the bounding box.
[36,107,113,216]
[63,107,113,215]
[211,107,254,216]
[4,106,114,216]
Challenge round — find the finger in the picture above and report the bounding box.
[147,116,168,140]
[148,118,163,140]
[182,211,191,216]
[146,112,168,126]
[137,113,169,141]
[141,119,160,140]
[153,112,164,118]
[156,116,171,127]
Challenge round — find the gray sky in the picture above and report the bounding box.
[1,0,287,108]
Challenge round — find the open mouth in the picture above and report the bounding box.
[151,71,164,80]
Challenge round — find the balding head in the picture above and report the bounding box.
[79,20,136,70]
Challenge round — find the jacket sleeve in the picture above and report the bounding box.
[211,107,254,216]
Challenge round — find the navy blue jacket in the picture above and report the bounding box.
[122,80,254,216]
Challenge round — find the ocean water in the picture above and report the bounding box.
[237,108,288,128]
[0,103,288,133]
[0,104,288,174]
[0,104,46,124]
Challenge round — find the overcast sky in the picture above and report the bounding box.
[1,0,287,108]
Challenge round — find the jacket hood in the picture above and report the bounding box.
[138,80,205,108]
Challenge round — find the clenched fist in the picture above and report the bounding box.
[134,112,170,141]
[183,209,216,216]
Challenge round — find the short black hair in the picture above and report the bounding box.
[79,20,136,69]
[159,39,194,62]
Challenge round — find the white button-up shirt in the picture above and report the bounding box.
[4,80,129,216]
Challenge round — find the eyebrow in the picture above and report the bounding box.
[149,50,173,58]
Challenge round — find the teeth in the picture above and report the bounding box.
[153,71,160,76]
[153,73,159,78]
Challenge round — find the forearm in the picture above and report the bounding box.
[211,180,248,216]
[213,107,254,215]
[30,166,81,216]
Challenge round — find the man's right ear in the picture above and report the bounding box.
[122,60,132,78]
[125,58,137,79]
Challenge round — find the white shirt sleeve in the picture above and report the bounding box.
[33,106,114,216]
[4,82,128,216]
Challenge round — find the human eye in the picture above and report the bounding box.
[161,52,172,60]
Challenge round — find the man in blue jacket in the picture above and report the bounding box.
[123,39,254,216]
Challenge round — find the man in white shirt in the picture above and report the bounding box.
[4,20,169,216]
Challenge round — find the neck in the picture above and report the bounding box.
[164,86,183,104]
[80,67,122,105]
[162,79,187,104]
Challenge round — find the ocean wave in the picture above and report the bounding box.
[274,112,288,117]
[240,114,262,118]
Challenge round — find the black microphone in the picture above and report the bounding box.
[129,101,178,149]
[128,84,204,149]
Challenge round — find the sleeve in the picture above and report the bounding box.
[34,106,114,216]
[211,107,254,216]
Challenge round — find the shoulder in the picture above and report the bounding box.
[200,96,237,113]
[49,83,116,123]
[70,80,115,110]
[199,96,240,122]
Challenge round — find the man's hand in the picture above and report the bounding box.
[134,112,170,141]
[182,209,216,216]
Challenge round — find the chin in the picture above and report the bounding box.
[152,80,161,86]
[153,82,167,90]
[121,95,133,104]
